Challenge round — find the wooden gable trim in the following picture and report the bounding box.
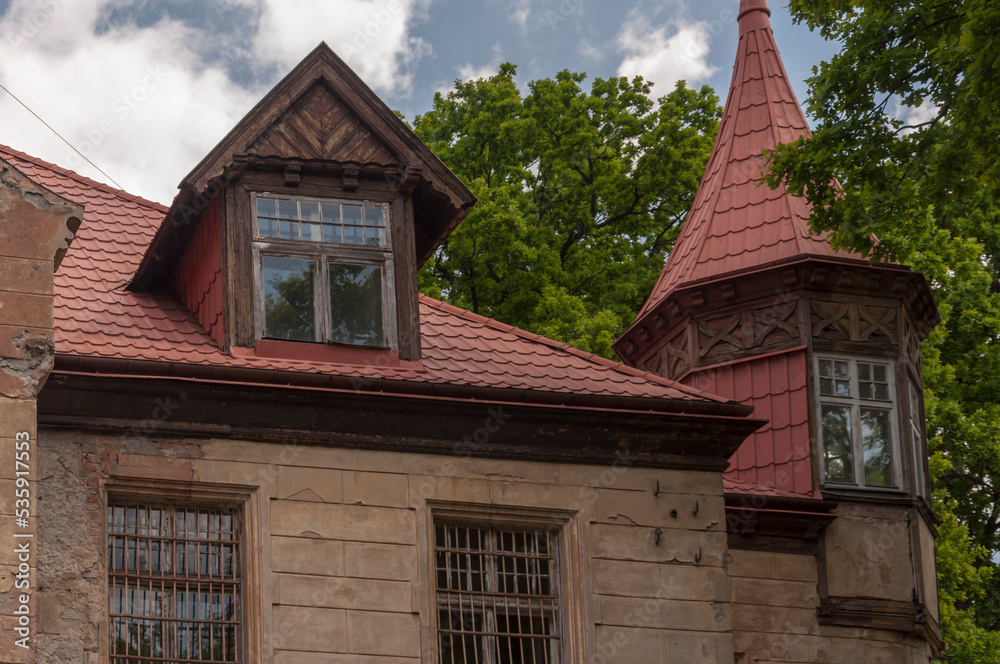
[133,43,475,292]
[181,42,473,218]
[617,255,940,368]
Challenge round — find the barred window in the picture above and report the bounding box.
[108,502,241,663]
[435,523,560,663]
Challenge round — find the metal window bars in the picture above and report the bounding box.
[436,523,560,664]
[107,503,241,664]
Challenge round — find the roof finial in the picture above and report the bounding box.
[738,0,772,34]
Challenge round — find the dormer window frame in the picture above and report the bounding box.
[250,190,398,350]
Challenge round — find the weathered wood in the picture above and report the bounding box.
[393,195,421,360]
[37,373,763,472]
[227,183,254,346]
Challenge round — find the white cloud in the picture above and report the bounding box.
[507,0,532,32]
[578,39,606,62]
[615,9,717,95]
[0,0,434,204]
[253,0,432,97]
[456,44,505,83]
[902,98,940,130]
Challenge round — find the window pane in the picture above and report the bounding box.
[342,205,364,245]
[343,224,365,245]
[321,202,340,223]
[858,361,891,402]
[256,196,389,247]
[365,205,385,227]
[263,256,315,341]
[862,408,894,486]
[256,197,276,218]
[322,224,342,244]
[343,204,363,226]
[822,405,855,483]
[277,199,298,219]
[300,200,321,221]
[329,263,383,346]
[821,359,851,397]
[301,222,323,243]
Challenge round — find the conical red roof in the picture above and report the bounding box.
[635,0,863,320]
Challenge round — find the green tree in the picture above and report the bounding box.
[765,1,1000,659]
[413,64,720,358]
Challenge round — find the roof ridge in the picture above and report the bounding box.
[0,143,169,212]
[419,294,728,403]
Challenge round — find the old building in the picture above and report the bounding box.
[614,0,941,660]
[0,0,939,663]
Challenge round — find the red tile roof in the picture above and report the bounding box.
[634,0,865,320]
[686,349,815,497]
[0,143,737,413]
[723,477,810,499]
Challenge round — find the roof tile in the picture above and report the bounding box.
[630,2,866,322]
[1,143,730,409]
[684,348,816,499]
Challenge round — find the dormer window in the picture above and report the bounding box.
[815,355,899,489]
[252,194,395,348]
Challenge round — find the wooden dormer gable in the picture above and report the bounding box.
[132,43,476,361]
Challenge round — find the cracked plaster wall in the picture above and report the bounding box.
[0,159,81,664]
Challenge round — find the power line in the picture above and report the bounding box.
[0,79,125,190]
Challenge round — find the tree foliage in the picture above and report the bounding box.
[413,64,720,358]
[766,1,1000,659]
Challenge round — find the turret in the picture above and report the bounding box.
[616,0,942,656]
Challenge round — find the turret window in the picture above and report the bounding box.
[816,356,899,489]
[252,194,394,348]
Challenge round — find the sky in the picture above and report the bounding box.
[0,0,840,205]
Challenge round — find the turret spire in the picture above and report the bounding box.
[616,0,865,362]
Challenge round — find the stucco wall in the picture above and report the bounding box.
[0,161,80,664]
[36,429,736,663]
[729,548,934,663]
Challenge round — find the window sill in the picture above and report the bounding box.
[820,484,914,504]
[233,339,422,369]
